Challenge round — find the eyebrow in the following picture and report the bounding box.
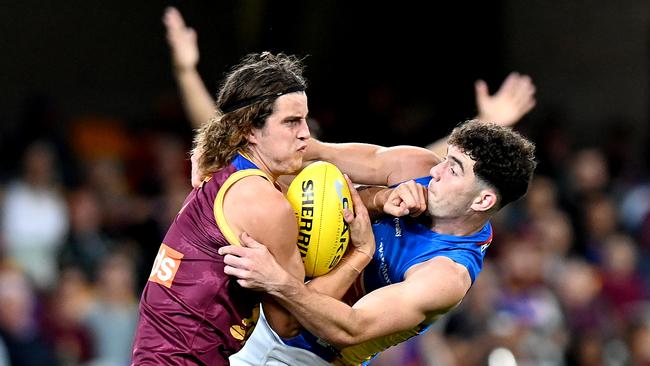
[283,115,303,123]
[449,155,465,174]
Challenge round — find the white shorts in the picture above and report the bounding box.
[230,306,331,366]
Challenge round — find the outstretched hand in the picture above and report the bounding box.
[475,72,536,127]
[163,7,200,72]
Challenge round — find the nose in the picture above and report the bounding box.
[298,119,311,140]
[430,162,442,181]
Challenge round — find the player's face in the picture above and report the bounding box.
[249,92,310,176]
[426,145,483,218]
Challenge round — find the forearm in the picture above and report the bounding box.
[271,273,366,347]
[306,140,436,186]
[357,186,391,218]
[306,140,386,184]
[174,67,216,129]
[306,248,372,300]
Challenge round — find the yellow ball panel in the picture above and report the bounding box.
[286,161,353,277]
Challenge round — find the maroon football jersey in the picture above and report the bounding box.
[132,155,269,365]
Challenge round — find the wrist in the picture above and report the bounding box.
[341,248,374,275]
[174,64,199,78]
[372,188,391,212]
[346,246,374,264]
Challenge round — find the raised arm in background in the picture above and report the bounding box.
[426,72,536,157]
[163,6,216,128]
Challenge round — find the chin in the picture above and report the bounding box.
[284,159,303,175]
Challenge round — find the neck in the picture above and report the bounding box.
[241,148,278,182]
[429,214,488,237]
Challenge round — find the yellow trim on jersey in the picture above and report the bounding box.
[238,150,254,161]
[334,314,437,365]
[214,169,272,246]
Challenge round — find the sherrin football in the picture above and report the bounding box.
[286,161,353,278]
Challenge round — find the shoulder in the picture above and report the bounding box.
[412,257,471,284]
[404,256,472,308]
[222,175,297,243]
[222,174,303,277]
[225,175,295,224]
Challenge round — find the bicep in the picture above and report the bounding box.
[222,179,305,337]
[350,258,469,342]
[223,178,304,279]
[243,202,304,280]
[347,281,429,341]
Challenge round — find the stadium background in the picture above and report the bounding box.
[0,1,648,365]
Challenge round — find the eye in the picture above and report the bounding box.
[449,167,457,176]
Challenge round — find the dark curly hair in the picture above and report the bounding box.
[195,52,307,173]
[448,120,537,208]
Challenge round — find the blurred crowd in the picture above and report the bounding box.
[372,125,650,365]
[1,12,649,366]
[0,103,194,365]
[1,91,649,366]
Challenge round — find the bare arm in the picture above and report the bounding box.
[163,7,216,128]
[305,139,439,187]
[193,135,439,189]
[222,176,305,337]
[426,72,536,156]
[221,240,471,347]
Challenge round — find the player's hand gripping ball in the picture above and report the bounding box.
[286,161,353,277]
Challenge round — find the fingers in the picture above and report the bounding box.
[343,175,359,212]
[512,74,536,109]
[240,232,264,249]
[386,181,426,217]
[218,244,247,257]
[163,7,185,30]
[498,72,519,98]
[223,261,252,287]
[344,174,367,217]
[500,72,535,104]
[343,207,354,225]
[474,79,489,110]
[217,234,264,257]
[222,252,247,268]
[190,154,203,188]
[221,251,253,280]
[401,184,426,217]
[383,203,409,217]
[410,183,427,217]
[164,7,194,46]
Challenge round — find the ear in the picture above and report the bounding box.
[247,129,258,145]
[470,189,497,212]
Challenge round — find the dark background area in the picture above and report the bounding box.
[5,0,646,177]
[0,2,650,365]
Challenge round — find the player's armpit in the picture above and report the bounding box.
[262,296,301,338]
